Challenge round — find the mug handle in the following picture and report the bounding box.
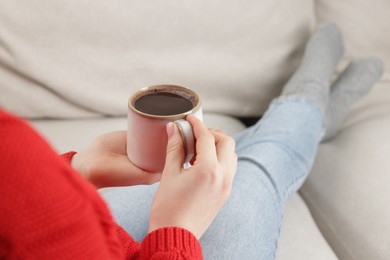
[174,119,195,166]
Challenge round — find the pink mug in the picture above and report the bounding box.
[127,84,203,172]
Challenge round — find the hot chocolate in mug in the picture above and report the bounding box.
[127,84,203,172]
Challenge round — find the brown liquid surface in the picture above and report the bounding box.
[135,92,193,116]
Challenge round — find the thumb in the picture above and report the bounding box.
[164,122,185,175]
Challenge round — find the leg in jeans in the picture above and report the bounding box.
[199,23,382,259]
[200,97,324,259]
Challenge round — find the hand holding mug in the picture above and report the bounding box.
[71,131,161,189]
[149,115,238,239]
[127,85,238,238]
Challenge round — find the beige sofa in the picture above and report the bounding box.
[1,0,389,259]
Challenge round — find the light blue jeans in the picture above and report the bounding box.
[102,96,325,259]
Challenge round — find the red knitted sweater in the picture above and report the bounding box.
[0,110,202,259]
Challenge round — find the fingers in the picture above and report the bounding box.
[163,122,185,175]
[186,115,217,168]
[166,115,238,182]
[187,114,237,179]
[93,155,162,188]
[210,130,236,161]
[209,129,238,178]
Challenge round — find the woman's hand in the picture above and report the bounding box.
[71,131,161,189]
[148,115,238,239]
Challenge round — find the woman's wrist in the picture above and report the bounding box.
[60,151,77,164]
[61,151,91,183]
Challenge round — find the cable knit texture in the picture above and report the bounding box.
[0,110,202,259]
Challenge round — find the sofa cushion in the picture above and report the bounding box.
[301,81,390,260]
[276,194,337,260]
[0,0,315,118]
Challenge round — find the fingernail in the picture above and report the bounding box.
[166,122,174,138]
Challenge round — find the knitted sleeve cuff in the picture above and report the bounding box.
[60,151,77,164]
[115,225,141,259]
[140,227,203,259]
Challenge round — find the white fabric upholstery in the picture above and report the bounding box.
[276,194,338,260]
[301,81,390,260]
